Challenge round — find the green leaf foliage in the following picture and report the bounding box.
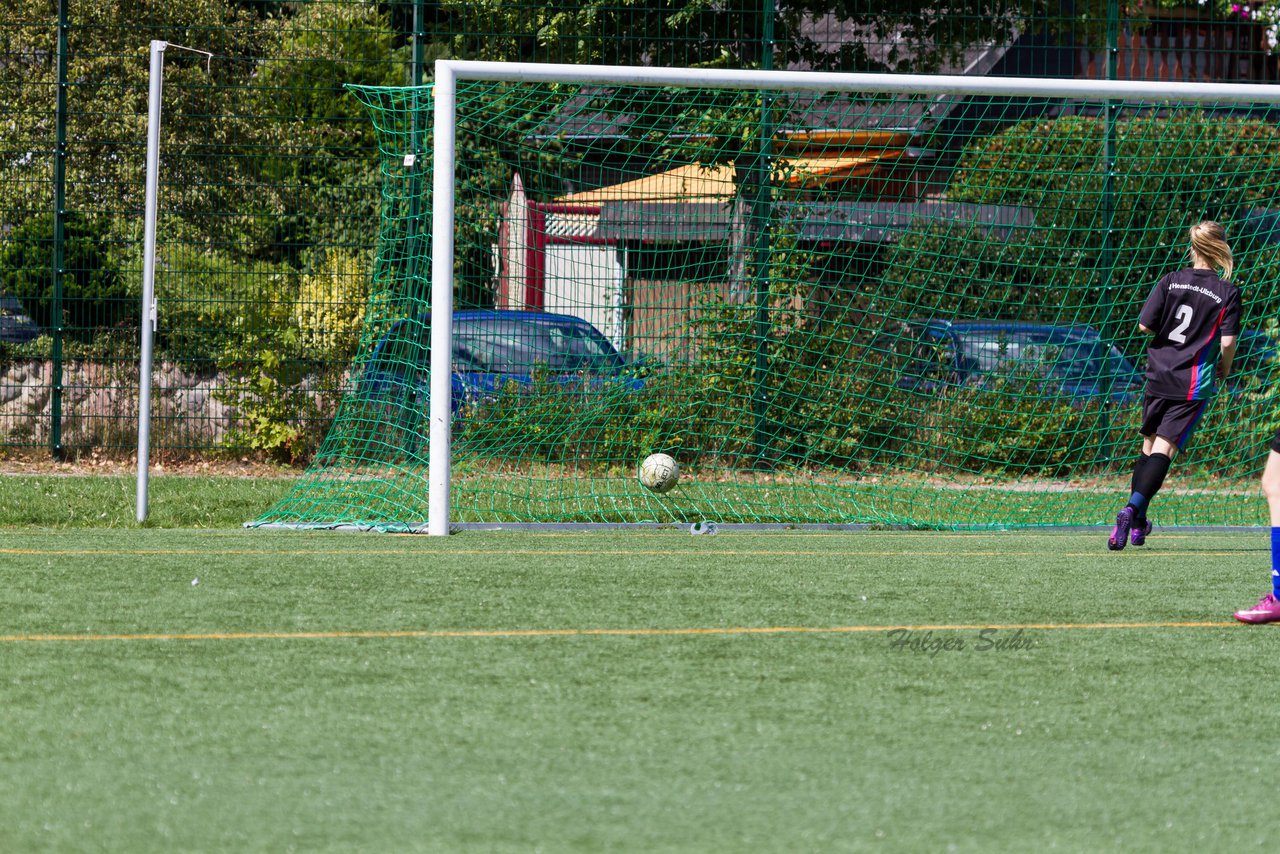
[0,212,133,339]
[881,111,1280,350]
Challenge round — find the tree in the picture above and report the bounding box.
[0,0,284,254]
[420,0,1112,309]
[431,0,1101,73]
[0,212,131,339]
[880,112,1280,347]
[0,0,405,266]
[251,1,409,263]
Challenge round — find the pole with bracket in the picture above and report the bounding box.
[136,40,212,523]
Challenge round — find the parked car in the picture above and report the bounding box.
[0,294,40,344]
[357,309,645,416]
[878,319,1143,404]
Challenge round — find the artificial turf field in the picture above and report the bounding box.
[3,518,1279,853]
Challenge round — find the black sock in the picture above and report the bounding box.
[1129,453,1150,498]
[1128,452,1172,518]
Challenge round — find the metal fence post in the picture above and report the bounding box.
[51,0,69,459]
[750,0,777,467]
[1098,0,1121,464]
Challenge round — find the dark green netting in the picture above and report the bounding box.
[253,76,1280,530]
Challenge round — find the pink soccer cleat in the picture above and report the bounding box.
[1234,593,1280,624]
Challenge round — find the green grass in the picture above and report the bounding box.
[0,474,294,528]
[2,509,1279,851]
[263,464,1267,529]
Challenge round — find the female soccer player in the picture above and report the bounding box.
[1234,438,1280,623]
[1108,220,1240,551]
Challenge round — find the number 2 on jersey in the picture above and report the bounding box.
[1168,304,1194,344]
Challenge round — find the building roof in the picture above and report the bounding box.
[557,129,917,204]
[558,152,911,205]
[595,200,1036,244]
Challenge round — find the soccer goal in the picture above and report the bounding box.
[254,60,1280,534]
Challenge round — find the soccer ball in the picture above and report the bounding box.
[638,453,679,493]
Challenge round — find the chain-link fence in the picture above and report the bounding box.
[2,0,1275,461]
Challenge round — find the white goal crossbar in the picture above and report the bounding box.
[426,58,1280,535]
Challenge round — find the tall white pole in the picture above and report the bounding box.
[136,40,166,524]
[426,66,457,535]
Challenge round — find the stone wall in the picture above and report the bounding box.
[1,360,235,449]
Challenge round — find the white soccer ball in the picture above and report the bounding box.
[639,453,680,493]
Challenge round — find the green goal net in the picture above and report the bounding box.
[254,66,1280,532]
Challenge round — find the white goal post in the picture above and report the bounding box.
[136,39,212,524]
[426,58,1280,535]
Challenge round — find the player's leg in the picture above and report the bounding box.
[1110,440,1171,550]
[1138,398,1209,534]
[1124,434,1158,544]
[1111,398,1182,550]
[1234,439,1280,624]
[1109,399,1158,550]
[1111,435,1154,550]
[1128,434,1178,547]
[1111,398,1207,550]
[1109,436,1146,551]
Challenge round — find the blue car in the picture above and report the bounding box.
[357,309,644,416]
[882,319,1143,404]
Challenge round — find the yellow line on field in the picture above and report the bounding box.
[0,621,1239,643]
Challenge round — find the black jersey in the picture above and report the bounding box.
[1138,267,1241,401]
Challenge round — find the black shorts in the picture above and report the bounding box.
[1270,427,1280,454]
[1140,395,1209,450]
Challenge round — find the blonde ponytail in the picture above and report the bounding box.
[1190,220,1234,280]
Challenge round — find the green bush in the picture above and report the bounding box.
[156,253,345,464]
[674,285,942,471]
[882,111,1280,351]
[0,212,132,340]
[149,246,300,365]
[294,249,373,364]
[915,370,1136,477]
[214,292,345,465]
[453,367,702,467]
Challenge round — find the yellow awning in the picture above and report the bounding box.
[560,163,737,205]
[558,147,909,204]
